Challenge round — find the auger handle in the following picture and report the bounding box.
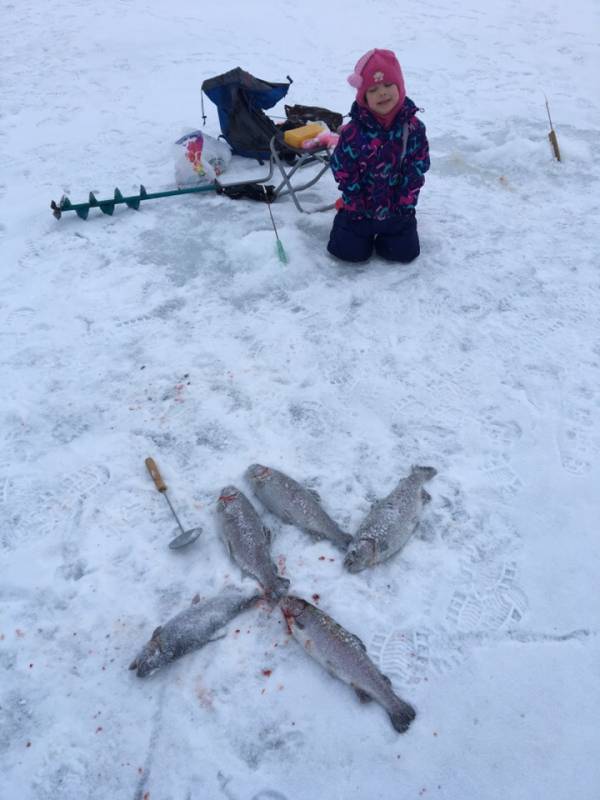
[145,457,167,493]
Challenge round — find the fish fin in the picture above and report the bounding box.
[353,686,373,704]
[325,660,338,677]
[337,531,353,549]
[348,632,368,652]
[412,465,437,481]
[151,626,162,640]
[388,701,416,734]
[128,658,138,670]
[207,632,227,644]
[382,673,392,686]
[421,488,432,505]
[263,525,272,545]
[307,487,322,503]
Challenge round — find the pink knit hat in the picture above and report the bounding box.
[347,49,406,108]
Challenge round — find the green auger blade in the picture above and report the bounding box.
[51,181,218,220]
[116,187,141,211]
[51,195,89,220]
[99,199,115,215]
[126,197,141,210]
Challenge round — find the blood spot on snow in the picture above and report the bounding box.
[262,669,272,677]
[95,727,103,733]
[195,680,214,710]
[318,556,326,561]
[191,594,201,605]
[15,629,25,638]
[312,594,320,603]
[277,555,287,575]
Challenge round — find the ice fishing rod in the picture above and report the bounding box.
[263,185,288,264]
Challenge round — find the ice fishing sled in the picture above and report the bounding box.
[51,67,342,220]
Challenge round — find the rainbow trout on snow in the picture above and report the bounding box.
[344,465,437,573]
[129,587,259,677]
[245,464,352,550]
[280,596,416,733]
[216,486,290,599]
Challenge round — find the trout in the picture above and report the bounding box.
[344,465,437,573]
[246,463,352,550]
[216,485,290,599]
[280,596,416,733]
[129,587,259,677]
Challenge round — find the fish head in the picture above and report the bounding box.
[245,464,272,484]
[128,628,165,678]
[279,595,308,633]
[343,538,376,573]
[217,486,241,514]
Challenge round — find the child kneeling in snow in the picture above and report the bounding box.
[328,49,430,264]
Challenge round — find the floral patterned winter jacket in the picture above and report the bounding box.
[330,97,430,221]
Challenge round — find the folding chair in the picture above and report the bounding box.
[267,135,334,213]
[202,67,337,213]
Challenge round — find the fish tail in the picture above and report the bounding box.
[388,700,416,733]
[411,465,437,481]
[267,575,291,601]
[336,530,354,550]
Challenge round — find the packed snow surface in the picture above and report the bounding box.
[1,1,599,798]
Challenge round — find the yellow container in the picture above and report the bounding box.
[283,123,324,148]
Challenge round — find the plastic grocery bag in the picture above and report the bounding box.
[174,130,231,186]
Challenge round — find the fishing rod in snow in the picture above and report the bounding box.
[263,185,288,264]
[544,95,561,162]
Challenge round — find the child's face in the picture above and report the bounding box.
[365,82,400,114]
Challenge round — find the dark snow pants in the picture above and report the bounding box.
[327,211,420,264]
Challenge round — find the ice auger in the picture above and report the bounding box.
[50,184,219,220]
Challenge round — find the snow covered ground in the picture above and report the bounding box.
[1,0,599,797]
